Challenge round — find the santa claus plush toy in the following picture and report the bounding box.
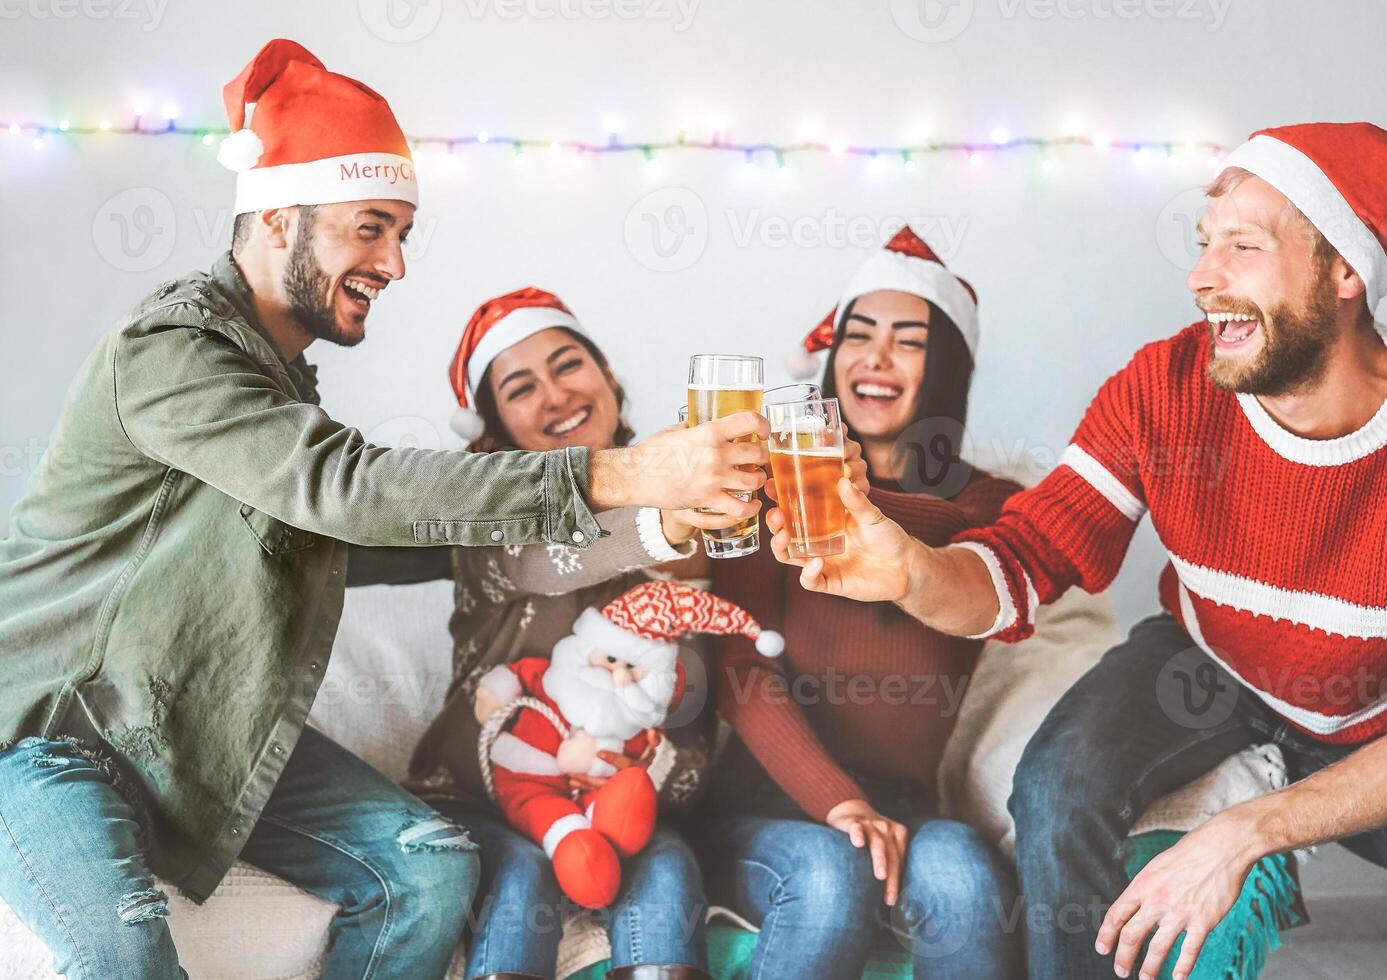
[474,580,783,909]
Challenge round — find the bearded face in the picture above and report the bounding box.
[1203,270,1340,396]
[543,634,677,741]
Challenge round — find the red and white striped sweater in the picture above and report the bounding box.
[955,322,1387,744]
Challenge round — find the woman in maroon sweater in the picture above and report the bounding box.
[698,228,1025,978]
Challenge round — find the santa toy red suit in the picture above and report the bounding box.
[475,580,783,908]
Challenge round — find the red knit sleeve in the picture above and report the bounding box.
[712,545,866,821]
[953,337,1168,642]
[870,473,1022,546]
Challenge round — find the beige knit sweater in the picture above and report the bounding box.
[405,506,716,812]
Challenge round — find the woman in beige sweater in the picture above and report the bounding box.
[355,288,733,980]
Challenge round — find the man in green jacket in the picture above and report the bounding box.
[0,40,767,980]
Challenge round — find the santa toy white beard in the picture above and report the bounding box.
[543,634,676,742]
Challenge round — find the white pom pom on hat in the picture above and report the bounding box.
[755,630,785,658]
[785,348,821,380]
[449,406,486,444]
[216,126,265,173]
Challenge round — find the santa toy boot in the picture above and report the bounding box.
[550,825,622,909]
[586,766,658,859]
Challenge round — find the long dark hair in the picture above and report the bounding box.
[819,298,975,497]
[468,328,636,454]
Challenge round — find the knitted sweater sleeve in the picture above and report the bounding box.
[712,544,866,822]
[953,349,1152,642]
[450,506,694,602]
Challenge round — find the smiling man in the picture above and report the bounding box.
[0,39,767,980]
[762,122,1387,980]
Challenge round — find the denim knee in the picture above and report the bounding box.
[381,815,480,934]
[778,843,879,930]
[626,830,703,899]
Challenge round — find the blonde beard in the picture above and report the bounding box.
[543,634,676,741]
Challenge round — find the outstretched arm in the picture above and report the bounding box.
[1100,733,1387,980]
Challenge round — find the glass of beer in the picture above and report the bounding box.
[764,397,847,559]
[687,354,764,559]
[763,383,821,406]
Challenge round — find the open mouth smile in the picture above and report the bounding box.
[851,381,904,407]
[1207,310,1261,351]
[339,276,383,315]
[545,405,593,437]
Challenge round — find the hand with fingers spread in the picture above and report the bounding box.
[591,412,770,515]
[825,798,910,907]
[1095,816,1257,980]
[767,476,916,603]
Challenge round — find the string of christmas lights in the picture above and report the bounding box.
[0,106,1232,171]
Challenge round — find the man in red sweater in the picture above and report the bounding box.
[766,122,1387,980]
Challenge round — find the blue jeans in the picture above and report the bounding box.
[1010,613,1387,980]
[0,726,480,980]
[701,808,1023,980]
[444,805,708,978]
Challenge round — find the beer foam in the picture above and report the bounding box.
[687,383,763,391]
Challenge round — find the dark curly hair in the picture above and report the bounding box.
[466,328,636,454]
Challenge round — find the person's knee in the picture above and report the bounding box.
[903,822,1012,919]
[628,830,703,898]
[780,844,879,932]
[384,813,481,933]
[68,889,183,980]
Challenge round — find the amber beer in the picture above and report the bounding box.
[687,355,764,558]
[764,398,847,559]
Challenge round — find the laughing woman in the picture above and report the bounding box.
[357,288,730,980]
[699,228,1027,979]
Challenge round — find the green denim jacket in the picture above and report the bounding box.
[0,252,604,902]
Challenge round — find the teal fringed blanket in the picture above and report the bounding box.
[1120,830,1302,980]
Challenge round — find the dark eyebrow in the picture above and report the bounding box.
[844,312,877,327]
[497,344,581,391]
[891,320,930,331]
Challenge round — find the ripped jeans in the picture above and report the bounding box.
[0,727,480,980]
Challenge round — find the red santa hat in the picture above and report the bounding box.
[572,580,785,673]
[447,287,586,443]
[1220,122,1387,342]
[788,225,979,379]
[218,39,418,215]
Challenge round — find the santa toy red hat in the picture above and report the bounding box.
[447,287,586,443]
[1220,122,1387,343]
[573,580,785,666]
[218,38,418,215]
[788,225,979,379]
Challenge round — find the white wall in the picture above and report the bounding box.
[2,0,1384,629]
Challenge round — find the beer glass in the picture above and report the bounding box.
[764,397,847,559]
[763,383,821,406]
[687,354,763,558]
